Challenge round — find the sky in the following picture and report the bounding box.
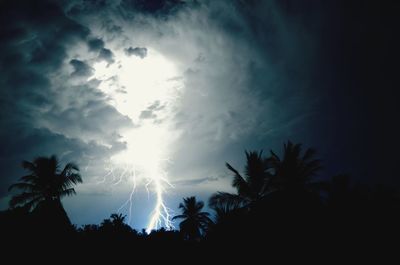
[0,0,399,230]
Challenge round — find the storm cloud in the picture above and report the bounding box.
[125,47,148,58]
[0,0,132,197]
[70,59,94,77]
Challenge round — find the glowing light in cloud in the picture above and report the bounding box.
[91,48,183,232]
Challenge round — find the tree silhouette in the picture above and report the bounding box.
[209,151,271,217]
[209,143,323,223]
[210,198,242,224]
[173,196,212,241]
[110,213,126,226]
[100,213,134,236]
[268,141,322,192]
[8,155,82,210]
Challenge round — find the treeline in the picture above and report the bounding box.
[1,142,400,257]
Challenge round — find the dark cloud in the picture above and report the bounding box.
[0,0,132,198]
[66,0,115,17]
[173,176,219,186]
[0,0,89,73]
[138,101,165,120]
[42,93,133,143]
[87,38,105,51]
[70,59,94,77]
[98,48,115,64]
[65,0,186,18]
[147,100,164,111]
[120,0,186,16]
[124,47,147,58]
[139,110,157,119]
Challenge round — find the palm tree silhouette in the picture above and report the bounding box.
[8,155,82,211]
[209,151,271,216]
[173,196,212,241]
[110,213,126,226]
[209,143,322,218]
[210,198,242,224]
[268,141,322,192]
[100,213,133,235]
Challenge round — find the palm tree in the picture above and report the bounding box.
[110,213,126,227]
[173,196,212,241]
[100,213,133,235]
[268,141,322,192]
[209,151,272,215]
[210,198,243,224]
[209,143,322,216]
[8,155,82,211]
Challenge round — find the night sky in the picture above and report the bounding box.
[0,0,399,230]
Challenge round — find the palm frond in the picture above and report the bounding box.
[19,174,38,183]
[60,162,82,190]
[269,150,280,163]
[195,200,204,212]
[199,214,213,225]
[61,163,80,177]
[172,214,186,220]
[197,212,210,218]
[22,196,45,211]
[62,173,83,189]
[226,162,251,197]
[21,161,36,171]
[9,192,41,208]
[59,188,76,198]
[209,192,246,209]
[8,182,35,192]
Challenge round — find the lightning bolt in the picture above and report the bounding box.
[146,172,174,233]
[89,48,182,234]
[98,160,174,233]
[117,165,137,224]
